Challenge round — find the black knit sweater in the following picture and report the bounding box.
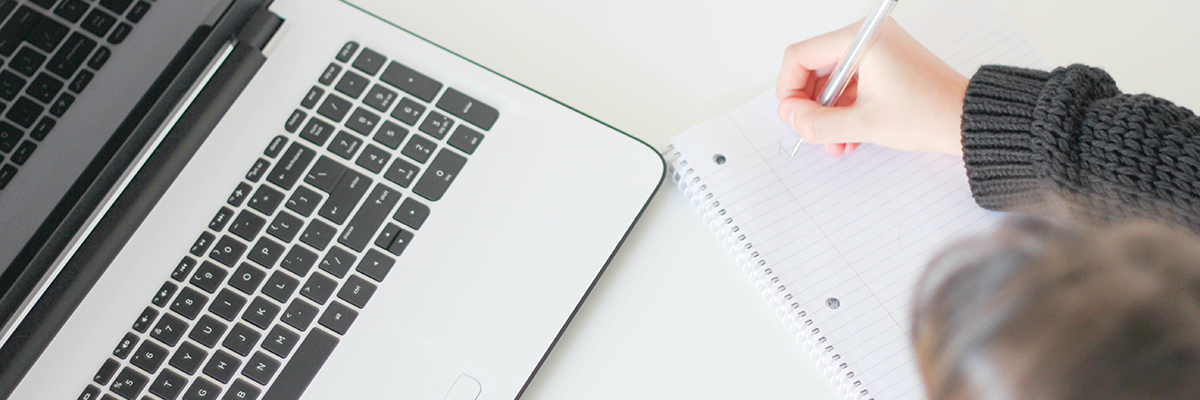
[961,65,1200,231]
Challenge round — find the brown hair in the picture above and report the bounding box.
[912,216,1200,400]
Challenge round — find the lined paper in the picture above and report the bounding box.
[667,0,1049,399]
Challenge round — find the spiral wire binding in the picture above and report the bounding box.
[664,145,873,400]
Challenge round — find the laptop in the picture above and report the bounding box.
[0,0,664,399]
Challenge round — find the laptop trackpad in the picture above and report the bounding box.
[443,374,482,400]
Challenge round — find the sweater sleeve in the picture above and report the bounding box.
[961,64,1200,230]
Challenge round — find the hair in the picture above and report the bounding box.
[912,216,1200,400]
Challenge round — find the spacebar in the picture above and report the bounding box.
[262,329,340,400]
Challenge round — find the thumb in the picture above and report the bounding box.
[777,96,870,145]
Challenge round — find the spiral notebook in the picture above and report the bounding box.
[664,1,1051,399]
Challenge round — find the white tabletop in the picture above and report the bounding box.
[345,1,1200,399]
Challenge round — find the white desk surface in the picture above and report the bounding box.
[345,1,1200,399]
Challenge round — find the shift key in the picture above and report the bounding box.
[319,169,370,225]
[338,184,401,252]
[268,143,316,191]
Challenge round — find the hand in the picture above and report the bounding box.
[776,18,967,157]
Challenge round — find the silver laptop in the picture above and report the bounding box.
[0,0,664,399]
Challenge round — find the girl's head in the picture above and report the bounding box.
[913,216,1200,400]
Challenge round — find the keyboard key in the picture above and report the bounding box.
[208,207,234,231]
[150,313,187,347]
[11,46,46,76]
[247,236,284,268]
[26,16,67,53]
[183,376,220,400]
[327,130,362,160]
[345,107,379,136]
[262,328,338,400]
[261,271,299,303]
[338,183,401,252]
[298,116,333,147]
[113,332,139,359]
[49,92,74,116]
[229,263,266,295]
[81,8,116,37]
[393,197,429,230]
[264,135,287,158]
[0,1,14,21]
[283,109,304,133]
[94,358,120,385]
[148,369,186,400]
[335,41,358,62]
[318,246,355,278]
[29,116,53,140]
[299,271,336,305]
[355,249,394,283]
[170,286,208,320]
[418,110,453,140]
[0,164,15,189]
[228,210,264,241]
[380,61,441,102]
[299,86,322,109]
[0,121,20,152]
[266,210,303,243]
[47,32,96,79]
[0,71,25,100]
[69,69,93,92]
[351,47,385,75]
[209,289,248,322]
[333,70,368,99]
[317,62,340,85]
[337,275,377,309]
[386,228,412,257]
[247,184,284,215]
[241,296,280,330]
[278,244,318,277]
[362,84,396,112]
[150,281,177,307]
[88,45,109,70]
[54,0,89,23]
[315,94,351,122]
[168,341,207,375]
[203,349,241,383]
[0,6,38,56]
[285,185,322,217]
[373,120,407,149]
[8,96,43,127]
[303,156,344,192]
[382,157,418,188]
[262,325,300,358]
[266,142,316,191]
[131,307,157,333]
[437,88,499,130]
[110,367,148,399]
[107,21,131,43]
[318,169,370,225]
[10,140,35,164]
[447,124,483,154]
[208,235,247,267]
[29,0,53,9]
[189,315,228,348]
[279,298,318,332]
[221,323,261,356]
[126,1,150,23]
[227,182,251,207]
[400,133,435,164]
[355,144,390,173]
[390,97,424,126]
[318,301,357,335]
[413,148,467,201]
[242,351,280,385]
[375,223,399,249]
[78,385,101,400]
[170,257,197,282]
[129,339,169,374]
[189,261,228,293]
[225,379,260,400]
[99,0,133,14]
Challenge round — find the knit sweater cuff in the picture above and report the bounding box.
[961,65,1051,211]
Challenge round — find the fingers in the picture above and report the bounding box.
[777,96,871,146]
[775,22,861,101]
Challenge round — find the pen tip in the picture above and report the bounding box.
[788,139,804,157]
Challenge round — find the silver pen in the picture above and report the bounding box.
[789,0,899,157]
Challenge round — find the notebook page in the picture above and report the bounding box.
[667,0,1048,399]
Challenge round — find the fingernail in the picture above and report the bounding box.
[778,102,794,126]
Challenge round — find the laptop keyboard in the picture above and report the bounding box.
[76,41,497,400]
[0,0,153,189]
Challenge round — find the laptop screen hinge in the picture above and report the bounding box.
[236,6,284,51]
